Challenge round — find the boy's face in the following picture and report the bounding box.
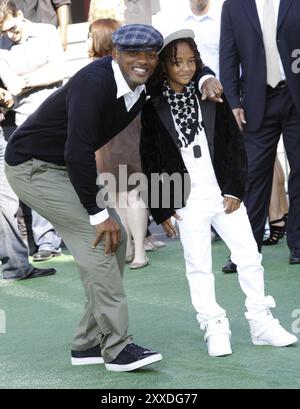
[1,10,24,44]
[113,49,158,90]
[164,42,197,93]
[0,88,13,107]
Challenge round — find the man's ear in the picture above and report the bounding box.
[112,47,118,63]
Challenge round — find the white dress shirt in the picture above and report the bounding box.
[255,0,285,80]
[183,0,224,79]
[172,97,237,201]
[173,104,221,201]
[0,21,64,126]
[112,60,146,111]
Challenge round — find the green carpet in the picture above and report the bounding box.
[0,239,299,389]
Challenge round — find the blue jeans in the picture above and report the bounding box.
[31,210,62,252]
[0,130,32,279]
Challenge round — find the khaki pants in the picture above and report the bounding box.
[5,159,132,362]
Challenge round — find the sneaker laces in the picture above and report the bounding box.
[126,343,152,358]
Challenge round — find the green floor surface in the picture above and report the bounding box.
[0,239,299,389]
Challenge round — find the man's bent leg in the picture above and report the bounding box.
[5,159,131,362]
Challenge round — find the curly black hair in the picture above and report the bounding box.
[148,37,204,94]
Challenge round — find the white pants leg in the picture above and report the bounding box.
[176,198,226,325]
[212,200,270,313]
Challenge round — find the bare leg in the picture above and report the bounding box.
[263,156,289,245]
[269,156,289,222]
[126,189,148,265]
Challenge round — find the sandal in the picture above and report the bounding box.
[263,214,287,246]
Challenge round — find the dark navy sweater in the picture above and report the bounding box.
[5,56,146,215]
[5,56,212,216]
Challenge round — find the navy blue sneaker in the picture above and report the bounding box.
[71,344,104,365]
[105,343,162,372]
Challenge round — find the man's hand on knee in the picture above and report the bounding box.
[92,217,121,255]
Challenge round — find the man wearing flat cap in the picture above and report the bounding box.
[4,23,221,372]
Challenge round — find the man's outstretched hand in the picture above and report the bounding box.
[201,77,223,103]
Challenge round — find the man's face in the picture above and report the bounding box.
[0,87,13,106]
[1,11,24,43]
[189,0,210,14]
[113,49,159,90]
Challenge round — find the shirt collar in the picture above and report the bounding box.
[184,2,219,23]
[111,60,146,100]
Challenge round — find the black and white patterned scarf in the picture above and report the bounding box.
[162,80,199,148]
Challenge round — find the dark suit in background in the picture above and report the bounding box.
[220,0,300,260]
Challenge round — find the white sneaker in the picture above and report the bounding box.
[246,309,298,347]
[129,256,150,270]
[151,240,166,248]
[144,240,156,251]
[203,317,232,357]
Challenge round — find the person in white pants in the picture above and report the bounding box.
[140,29,297,357]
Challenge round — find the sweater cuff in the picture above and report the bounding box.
[89,209,109,225]
[223,194,240,200]
[198,75,215,93]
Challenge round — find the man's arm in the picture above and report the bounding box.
[65,74,105,217]
[65,73,122,253]
[56,4,70,51]
[194,66,223,103]
[0,54,27,96]
[219,1,242,111]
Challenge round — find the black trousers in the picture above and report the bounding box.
[243,86,300,252]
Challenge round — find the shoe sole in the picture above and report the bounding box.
[71,357,104,365]
[222,268,237,273]
[105,353,162,372]
[208,348,232,357]
[2,273,56,281]
[33,252,62,262]
[152,242,165,248]
[27,271,56,279]
[129,260,150,270]
[251,336,298,347]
